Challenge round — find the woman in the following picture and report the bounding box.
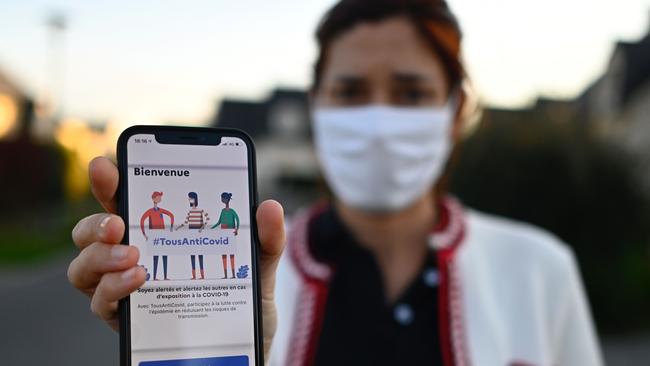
[67,0,603,365]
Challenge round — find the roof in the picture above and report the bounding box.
[268,88,309,105]
[617,32,650,104]
[212,99,269,138]
[211,88,310,138]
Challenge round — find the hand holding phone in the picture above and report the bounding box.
[67,139,286,365]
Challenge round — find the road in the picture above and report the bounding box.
[0,251,648,365]
[0,251,117,366]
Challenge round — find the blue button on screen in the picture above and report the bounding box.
[140,355,249,366]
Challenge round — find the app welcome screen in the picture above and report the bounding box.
[126,134,256,366]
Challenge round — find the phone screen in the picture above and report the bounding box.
[124,132,257,366]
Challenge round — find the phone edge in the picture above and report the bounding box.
[116,125,264,366]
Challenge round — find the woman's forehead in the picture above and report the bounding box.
[323,16,445,81]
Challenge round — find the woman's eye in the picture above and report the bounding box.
[396,88,433,105]
[335,87,363,100]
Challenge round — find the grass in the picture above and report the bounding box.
[0,227,71,264]
[0,197,102,265]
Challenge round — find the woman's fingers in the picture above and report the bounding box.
[89,156,120,214]
[67,242,140,294]
[90,266,147,330]
[74,156,140,331]
[72,213,125,249]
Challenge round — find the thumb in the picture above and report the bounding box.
[88,157,119,214]
[256,200,286,302]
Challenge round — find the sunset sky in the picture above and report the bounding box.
[0,0,648,127]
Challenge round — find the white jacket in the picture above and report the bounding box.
[269,196,603,366]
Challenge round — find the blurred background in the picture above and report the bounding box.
[1,0,649,365]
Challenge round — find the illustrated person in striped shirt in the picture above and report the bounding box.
[176,191,209,279]
[139,191,174,280]
[211,192,240,279]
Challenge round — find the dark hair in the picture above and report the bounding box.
[221,192,233,202]
[188,192,198,207]
[312,0,464,94]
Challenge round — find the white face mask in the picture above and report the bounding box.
[312,104,453,212]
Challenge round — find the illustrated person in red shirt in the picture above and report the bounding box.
[211,192,240,279]
[139,191,174,280]
[176,191,209,279]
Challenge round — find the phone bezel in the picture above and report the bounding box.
[116,125,263,366]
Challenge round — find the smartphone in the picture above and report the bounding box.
[117,126,263,366]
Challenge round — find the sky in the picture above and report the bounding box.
[0,0,648,128]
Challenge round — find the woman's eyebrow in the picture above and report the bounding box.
[334,75,366,85]
[392,72,430,83]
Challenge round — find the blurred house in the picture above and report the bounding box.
[480,97,578,131]
[214,88,311,140]
[0,66,64,212]
[0,68,32,140]
[479,23,650,155]
[580,27,650,136]
[211,88,320,208]
[579,24,650,185]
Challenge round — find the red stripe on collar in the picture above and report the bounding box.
[285,202,332,366]
[433,196,470,366]
[287,202,333,282]
[430,195,466,252]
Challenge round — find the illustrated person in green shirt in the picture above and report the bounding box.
[211,192,240,279]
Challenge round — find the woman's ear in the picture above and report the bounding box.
[451,78,481,141]
[450,87,466,142]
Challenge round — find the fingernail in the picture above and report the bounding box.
[71,222,80,239]
[100,214,112,229]
[111,245,129,260]
[121,267,137,281]
[99,215,112,240]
